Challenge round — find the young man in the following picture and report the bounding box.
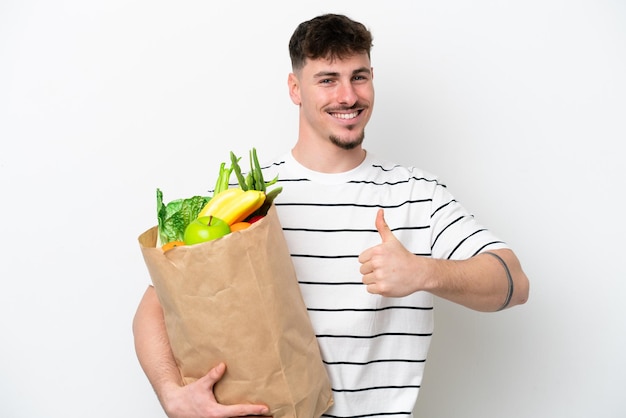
[133,14,529,418]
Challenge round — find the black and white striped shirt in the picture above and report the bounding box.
[262,151,507,418]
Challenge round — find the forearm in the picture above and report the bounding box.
[132,286,183,407]
[426,248,529,312]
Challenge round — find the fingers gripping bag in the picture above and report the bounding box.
[137,149,333,418]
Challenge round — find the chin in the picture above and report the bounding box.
[330,132,365,150]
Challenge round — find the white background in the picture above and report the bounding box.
[1,1,625,417]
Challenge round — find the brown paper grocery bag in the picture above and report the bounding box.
[138,205,333,418]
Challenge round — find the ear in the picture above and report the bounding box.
[288,72,301,105]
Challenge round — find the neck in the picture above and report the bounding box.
[291,140,366,173]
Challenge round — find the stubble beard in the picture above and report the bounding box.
[329,129,365,150]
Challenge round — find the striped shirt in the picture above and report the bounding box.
[261,151,507,418]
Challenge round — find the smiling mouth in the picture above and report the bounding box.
[329,110,361,120]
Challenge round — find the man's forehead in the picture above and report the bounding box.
[302,53,371,74]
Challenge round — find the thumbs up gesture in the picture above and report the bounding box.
[358,209,428,297]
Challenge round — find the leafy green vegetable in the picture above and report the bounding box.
[157,188,210,245]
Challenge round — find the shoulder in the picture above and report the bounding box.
[258,152,289,177]
[362,153,445,188]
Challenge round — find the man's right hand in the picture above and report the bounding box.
[160,362,270,418]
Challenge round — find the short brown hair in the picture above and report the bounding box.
[289,14,373,71]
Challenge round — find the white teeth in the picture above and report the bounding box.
[332,111,359,120]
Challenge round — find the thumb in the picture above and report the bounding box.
[375,209,396,243]
[204,362,226,388]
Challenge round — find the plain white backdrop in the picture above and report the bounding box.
[1,1,625,417]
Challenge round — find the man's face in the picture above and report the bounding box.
[289,53,374,150]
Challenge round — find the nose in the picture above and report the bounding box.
[336,81,358,106]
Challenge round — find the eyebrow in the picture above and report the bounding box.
[313,67,372,78]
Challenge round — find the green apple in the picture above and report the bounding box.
[183,216,231,245]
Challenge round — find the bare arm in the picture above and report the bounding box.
[132,286,270,417]
[422,247,528,311]
[358,209,529,311]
